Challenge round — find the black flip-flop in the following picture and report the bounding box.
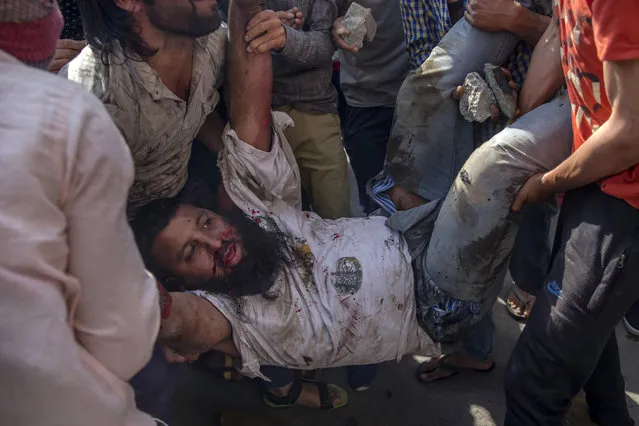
[416,354,495,384]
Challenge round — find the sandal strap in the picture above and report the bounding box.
[510,287,535,303]
[316,382,334,410]
[263,378,303,406]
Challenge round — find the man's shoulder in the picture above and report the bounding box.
[1,57,104,124]
[62,45,138,104]
[0,58,118,166]
[199,24,228,84]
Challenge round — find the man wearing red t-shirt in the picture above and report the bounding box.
[505,0,639,424]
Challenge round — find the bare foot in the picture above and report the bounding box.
[389,186,427,211]
[506,288,536,321]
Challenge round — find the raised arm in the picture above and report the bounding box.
[518,11,564,114]
[227,0,273,152]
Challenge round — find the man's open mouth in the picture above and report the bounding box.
[221,241,241,268]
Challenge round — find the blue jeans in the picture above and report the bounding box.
[343,105,394,214]
[442,310,494,360]
[421,96,572,341]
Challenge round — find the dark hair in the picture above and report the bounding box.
[75,0,157,64]
[130,198,180,288]
[131,198,302,297]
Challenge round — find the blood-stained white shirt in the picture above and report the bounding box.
[0,51,159,426]
[196,113,438,378]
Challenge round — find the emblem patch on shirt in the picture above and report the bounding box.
[331,257,363,295]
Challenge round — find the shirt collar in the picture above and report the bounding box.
[127,35,210,103]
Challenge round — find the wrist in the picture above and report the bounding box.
[157,282,172,320]
[541,170,562,193]
[508,2,525,34]
[159,292,184,342]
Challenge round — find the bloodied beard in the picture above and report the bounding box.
[197,208,293,299]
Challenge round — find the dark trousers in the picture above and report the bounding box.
[508,198,558,294]
[505,185,639,426]
[130,346,178,424]
[343,105,394,214]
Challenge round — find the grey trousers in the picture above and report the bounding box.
[418,95,573,341]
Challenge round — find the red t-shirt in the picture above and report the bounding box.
[556,0,639,208]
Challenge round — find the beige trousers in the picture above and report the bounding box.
[277,106,351,219]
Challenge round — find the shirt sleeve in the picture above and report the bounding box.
[65,89,160,380]
[220,111,303,209]
[592,0,639,62]
[278,0,339,68]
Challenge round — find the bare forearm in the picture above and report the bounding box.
[159,293,231,353]
[228,0,272,151]
[510,4,551,46]
[519,15,564,114]
[543,118,639,193]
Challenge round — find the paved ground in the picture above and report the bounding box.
[173,283,639,426]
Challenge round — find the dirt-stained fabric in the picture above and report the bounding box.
[196,113,437,378]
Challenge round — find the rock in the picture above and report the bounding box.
[341,2,377,49]
[459,72,496,123]
[484,63,517,119]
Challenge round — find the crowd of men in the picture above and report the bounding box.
[0,0,638,425]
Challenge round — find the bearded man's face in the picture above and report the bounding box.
[152,204,288,297]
